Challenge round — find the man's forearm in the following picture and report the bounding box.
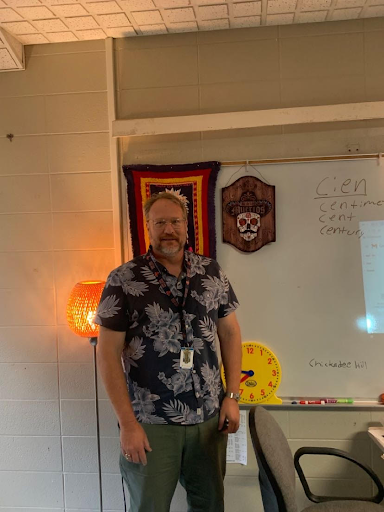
[218,313,242,393]
[97,351,137,428]
[221,341,242,393]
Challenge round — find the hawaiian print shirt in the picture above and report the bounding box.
[94,249,239,426]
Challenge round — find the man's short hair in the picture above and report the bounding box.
[143,192,187,220]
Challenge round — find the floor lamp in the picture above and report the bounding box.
[66,280,106,512]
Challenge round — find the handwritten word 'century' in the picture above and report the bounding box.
[309,359,368,370]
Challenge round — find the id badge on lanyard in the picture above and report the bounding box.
[180,347,194,369]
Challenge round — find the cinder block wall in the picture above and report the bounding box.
[0,40,121,511]
[2,18,384,512]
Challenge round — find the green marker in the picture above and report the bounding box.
[337,398,354,404]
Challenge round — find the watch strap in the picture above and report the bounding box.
[226,392,240,401]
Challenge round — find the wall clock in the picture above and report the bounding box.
[221,342,282,405]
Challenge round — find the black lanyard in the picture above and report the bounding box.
[145,248,191,345]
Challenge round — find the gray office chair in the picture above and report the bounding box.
[249,406,384,512]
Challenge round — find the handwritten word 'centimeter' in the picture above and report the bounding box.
[291,399,354,405]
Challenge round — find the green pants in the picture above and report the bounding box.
[120,415,228,512]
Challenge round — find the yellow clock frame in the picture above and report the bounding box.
[221,341,282,405]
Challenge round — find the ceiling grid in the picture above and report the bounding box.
[0,0,384,69]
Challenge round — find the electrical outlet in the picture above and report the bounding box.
[346,143,360,153]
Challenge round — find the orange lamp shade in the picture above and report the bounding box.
[66,281,106,338]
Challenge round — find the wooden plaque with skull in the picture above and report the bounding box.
[222,176,276,253]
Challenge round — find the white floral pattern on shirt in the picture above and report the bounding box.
[95,251,239,425]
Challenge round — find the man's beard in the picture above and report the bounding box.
[156,237,184,256]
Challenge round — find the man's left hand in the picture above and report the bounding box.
[218,397,240,434]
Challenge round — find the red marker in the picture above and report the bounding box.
[299,400,325,405]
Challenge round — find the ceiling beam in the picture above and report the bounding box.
[112,101,384,138]
[0,28,24,72]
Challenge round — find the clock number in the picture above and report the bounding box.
[272,370,277,376]
[268,381,273,387]
[268,357,272,364]
[260,349,263,356]
[260,389,265,396]
[247,347,254,354]
[239,389,243,395]
[250,393,254,399]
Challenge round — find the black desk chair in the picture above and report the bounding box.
[249,406,384,511]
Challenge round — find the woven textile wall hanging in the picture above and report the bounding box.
[123,161,221,258]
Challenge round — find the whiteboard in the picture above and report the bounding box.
[215,159,384,400]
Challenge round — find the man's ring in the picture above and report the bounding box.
[124,453,132,461]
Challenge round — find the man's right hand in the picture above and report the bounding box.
[120,421,152,466]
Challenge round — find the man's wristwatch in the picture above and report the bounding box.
[225,392,241,402]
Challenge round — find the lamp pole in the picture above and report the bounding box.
[66,281,106,512]
[90,336,103,512]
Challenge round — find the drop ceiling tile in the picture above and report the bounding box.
[139,22,167,34]
[0,8,23,21]
[47,30,78,41]
[4,0,41,5]
[97,12,129,26]
[155,0,190,6]
[301,0,331,10]
[233,1,261,16]
[133,9,162,23]
[65,15,99,29]
[0,47,16,69]
[298,10,327,23]
[45,0,78,3]
[336,0,364,6]
[0,33,4,44]
[52,4,89,16]
[17,5,55,18]
[106,26,136,36]
[199,4,228,20]
[198,0,224,4]
[2,20,37,32]
[168,20,197,31]
[34,18,68,31]
[231,15,260,27]
[331,7,362,20]
[164,7,195,22]
[86,1,122,14]
[17,33,49,43]
[199,18,229,29]
[76,27,105,38]
[0,0,5,6]
[364,5,384,16]
[267,0,297,13]
[267,12,294,24]
[119,0,156,10]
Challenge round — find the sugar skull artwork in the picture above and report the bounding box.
[222,176,276,253]
[237,212,261,241]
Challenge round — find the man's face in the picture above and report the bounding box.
[146,199,187,257]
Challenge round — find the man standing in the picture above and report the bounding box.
[95,192,242,512]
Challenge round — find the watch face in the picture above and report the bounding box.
[221,342,281,404]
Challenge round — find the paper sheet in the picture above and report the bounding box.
[226,410,247,465]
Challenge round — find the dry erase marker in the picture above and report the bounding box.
[320,398,354,404]
[299,400,325,405]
